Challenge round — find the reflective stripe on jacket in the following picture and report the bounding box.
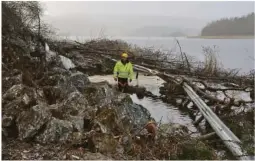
[113,60,134,79]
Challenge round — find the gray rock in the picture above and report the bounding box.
[17,105,52,140]
[83,85,153,135]
[36,118,73,143]
[2,115,14,127]
[3,84,37,105]
[59,55,76,70]
[59,91,90,118]
[3,84,37,116]
[51,67,68,75]
[3,84,29,101]
[83,82,115,107]
[2,74,22,94]
[68,72,90,92]
[93,107,123,134]
[68,52,95,70]
[68,132,83,144]
[3,99,26,116]
[42,86,65,105]
[91,92,153,136]
[67,116,84,132]
[114,94,153,132]
[57,72,89,96]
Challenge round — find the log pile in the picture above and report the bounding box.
[56,38,254,86]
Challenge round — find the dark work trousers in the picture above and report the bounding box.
[118,77,128,92]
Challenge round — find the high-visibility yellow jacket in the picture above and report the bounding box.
[113,60,134,79]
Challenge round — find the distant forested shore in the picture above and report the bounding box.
[187,35,254,39]
[200,12,254,37]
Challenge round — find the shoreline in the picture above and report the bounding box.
[187,35,255,39]
[57,35,255,41]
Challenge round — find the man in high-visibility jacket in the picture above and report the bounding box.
[113,53,134,91]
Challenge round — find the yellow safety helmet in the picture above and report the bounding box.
[121,52,128,58]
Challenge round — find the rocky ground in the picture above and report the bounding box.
[2,37,219,160]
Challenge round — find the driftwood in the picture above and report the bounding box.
[182,77,254,107]
[72,39,254,88]
[175,38,191,71]
[192,80,253,92]
[64,39,254,128]
[75,39,253,111]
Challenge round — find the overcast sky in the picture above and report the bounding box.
[42,1,254,19]
[41,1,254,36]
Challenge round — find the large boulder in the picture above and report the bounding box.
[91,91,153,136]
[2,73,22,94]
[67,51,107,75]
[83,83,153,135]
[42,86,65,105]
[36,73,64,87]
[16,104,52,140]
[2,84,38,116]
[93,107,124,135]
[57,72,90,96]
[2,115,15,128]
[3,84,34,102]
[36,118,73,143]
[67,116,84,132]
[68,72,90,92]
[58,91,91,118]
[113,93,154,133]
[83,82,115,107]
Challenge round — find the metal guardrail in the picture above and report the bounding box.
[163,73,249,160]
[102,55,249,160]
[183,82,248,160]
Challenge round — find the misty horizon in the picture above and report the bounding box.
[42,1,254,37]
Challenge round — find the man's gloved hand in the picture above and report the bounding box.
[114,78,117,81]
[130,79,132,82]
